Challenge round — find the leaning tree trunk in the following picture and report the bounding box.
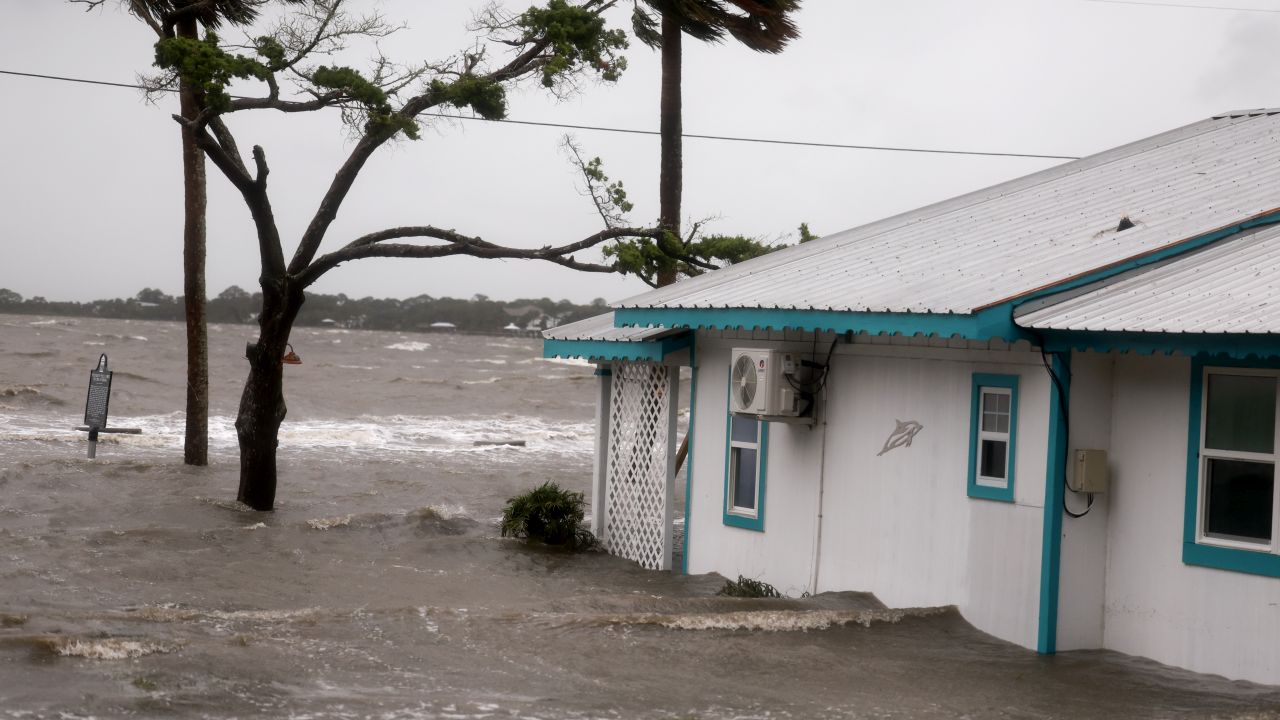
[178,16,209,466]
[656,13,683,288]
[235,285,302,511]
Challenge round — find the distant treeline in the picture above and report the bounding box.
[0,286,608,333]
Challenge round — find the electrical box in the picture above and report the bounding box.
[1071,449,1109,493]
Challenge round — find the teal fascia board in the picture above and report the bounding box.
[614,305,1029,343]
[1014,212,1280,308]
[1037,352,1070,655]
[966,373,1019,503]
[1040,330,1280,360]
[1182,355,1280,579]
[542,333,692,363]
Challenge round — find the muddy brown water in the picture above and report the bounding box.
[1,313,1279,719]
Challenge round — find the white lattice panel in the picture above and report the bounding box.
[604,361,673,570]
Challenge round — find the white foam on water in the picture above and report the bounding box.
[625,606,952,632]
[51,637,177,659]
[307,515,352,530]
[385,341,432,352]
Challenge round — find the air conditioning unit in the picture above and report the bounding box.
[729,348,804,418]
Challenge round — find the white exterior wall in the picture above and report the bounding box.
[686,332,1051,649]
[1102,354,1280,685]
[1056,351,1113,650]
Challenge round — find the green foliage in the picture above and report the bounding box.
[500,481,595,550]
[582,156,633,214]
[518,0,629,87]
[798,222,819,243]
[154,33,269,112]
[430,75,508,121]
[604,231,780,288]
[313,66,420,139]
[717,575,782,598]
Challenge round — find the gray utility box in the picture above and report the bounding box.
[1070,448,1109,493]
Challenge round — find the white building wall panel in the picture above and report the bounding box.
[685,342,822,595]
[1103,354,1280,685]
[686,334,1051,650]
[1056,351,1114,651]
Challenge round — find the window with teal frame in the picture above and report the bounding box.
[1183,357,1280,578]
[724,408,768,531]
[968,373,1019,503]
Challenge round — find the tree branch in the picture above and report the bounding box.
[296,225,658,288]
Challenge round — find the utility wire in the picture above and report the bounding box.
[1081,0,1280,12]
[0,68,1080,161]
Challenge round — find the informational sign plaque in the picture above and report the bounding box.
[84,354,112,432]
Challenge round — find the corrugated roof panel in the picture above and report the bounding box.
[1015,223,1280,334]
[615,111,1280,317]
[542,312,672,342]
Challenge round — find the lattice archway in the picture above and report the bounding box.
[603,361,676,570]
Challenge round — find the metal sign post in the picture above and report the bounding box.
[84,354,112,459]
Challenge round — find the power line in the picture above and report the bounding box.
[1081,0,1280,12]
[0,68,1080,161]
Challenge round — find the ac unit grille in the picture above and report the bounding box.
[732,353,758,410]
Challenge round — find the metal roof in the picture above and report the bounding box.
[616,109,1280,317]
[1015,223,1280,334]
[542,312,675,343]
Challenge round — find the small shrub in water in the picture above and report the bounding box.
[717,575,781,598]
[501,482,595,550]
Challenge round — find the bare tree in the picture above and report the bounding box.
[149,0,656,510]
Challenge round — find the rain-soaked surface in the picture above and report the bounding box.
[2,313,1279,719]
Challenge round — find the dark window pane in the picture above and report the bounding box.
[731,415,759,444]
[1205,458,1274,543]
[980,439,1007,480]
[996,412,1009,434]
[732,447,758,510]
[1206,374,1276,454]
[982,411,998,433]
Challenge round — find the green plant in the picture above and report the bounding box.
[717,575,781,598]
[500,482,595,550]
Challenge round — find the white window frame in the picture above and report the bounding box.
[1195,366,1280,554]
[975,386,1013,489]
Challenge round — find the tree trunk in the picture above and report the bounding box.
[178,16,209,466]
[235,285,302,511]
[656,13,682,288]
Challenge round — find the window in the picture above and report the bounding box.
[724,410,768,531]
[968,373,1019,503]
[1187,363,1280,556]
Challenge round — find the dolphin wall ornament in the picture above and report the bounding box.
[877,419,924,457]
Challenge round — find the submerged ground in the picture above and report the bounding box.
[1,314,1278,719]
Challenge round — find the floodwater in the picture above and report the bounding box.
[2,313,1279,719]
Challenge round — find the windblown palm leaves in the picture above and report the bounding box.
[631,0,801,54]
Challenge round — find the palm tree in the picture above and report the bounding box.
[631,0,800,286]
[124,0,288,466]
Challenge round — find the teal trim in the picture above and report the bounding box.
[1040,329,1280,360]
[682,339,698,575]
[1015,213,1280,308]
[1182,356,1280,578]
[722,376,769,532]
[967,373,1019,503]
[543,333,692,363]
[615,305,1028,343]
[1037,352,1070,655]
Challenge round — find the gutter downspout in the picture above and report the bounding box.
[1037,350,1071,654]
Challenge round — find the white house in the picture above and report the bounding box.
[544,109,1280,685]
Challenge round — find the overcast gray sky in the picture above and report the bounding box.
[2,0,1278,305]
